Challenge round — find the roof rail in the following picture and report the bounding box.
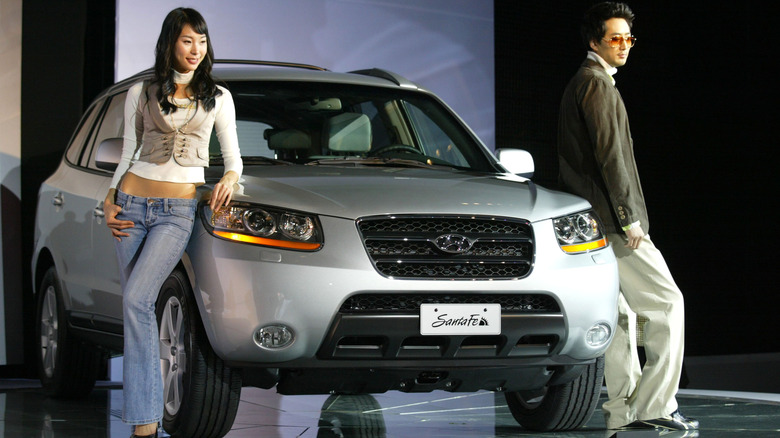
[349,68,418,88]
[215,59,329,71]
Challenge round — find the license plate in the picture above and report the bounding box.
[420,303,501,335]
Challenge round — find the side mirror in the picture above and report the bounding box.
[495,148,535,178]
[95,137,123,171]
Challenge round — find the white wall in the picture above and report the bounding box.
[115,0,495,149]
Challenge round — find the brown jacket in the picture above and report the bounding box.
[557,58,649,235]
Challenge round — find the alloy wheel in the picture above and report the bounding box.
[159,295,187,416]
[39,285,58,379]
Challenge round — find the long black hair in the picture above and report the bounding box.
[153,7,221,114]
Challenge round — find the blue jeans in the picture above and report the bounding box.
[114,190,198,425]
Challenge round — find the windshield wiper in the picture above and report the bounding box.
[306,157,464,171]
[210,156,291,166]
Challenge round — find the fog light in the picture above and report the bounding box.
[254,325,294,349]
[586,323,611,347]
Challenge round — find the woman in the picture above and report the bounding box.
[104,8,242,438]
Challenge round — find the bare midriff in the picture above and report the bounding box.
[120,172,197,199]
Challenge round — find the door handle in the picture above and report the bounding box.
[94,202,105,218]
[52,193,64,206]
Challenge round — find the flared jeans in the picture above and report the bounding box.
[113,190,198,425]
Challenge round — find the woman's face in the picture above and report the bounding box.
[173,23,207,73]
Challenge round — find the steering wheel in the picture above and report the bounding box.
[370,145,422,156]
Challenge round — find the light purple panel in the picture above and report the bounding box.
[116,0,494,149]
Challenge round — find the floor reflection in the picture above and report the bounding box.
[0,382,778,437]
[0,384,122,437]
[316,394,386,437]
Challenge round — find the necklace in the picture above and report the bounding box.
[168,98,196,133]
[172,97,195,109]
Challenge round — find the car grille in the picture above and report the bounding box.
[340,293,560,313]
[320,293,563,360]
[357,216,534,279]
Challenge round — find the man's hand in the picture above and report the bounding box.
[625,225,645,250]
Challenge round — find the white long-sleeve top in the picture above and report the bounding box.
[109,72,242,190]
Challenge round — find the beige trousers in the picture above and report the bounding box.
[603,234,685,429]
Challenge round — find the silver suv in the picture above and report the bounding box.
[32,61,618,437]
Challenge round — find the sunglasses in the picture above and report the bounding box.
[602,35,637,48]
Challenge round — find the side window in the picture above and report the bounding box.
[210,120,273,158]
[404,102,468,167]
[87,91,128,171]
[237,120,273,158]
[65,103,102,166]
[355,101,391,150]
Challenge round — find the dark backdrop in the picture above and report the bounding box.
[8,1,776,380]
[496,1,777,356]
[12,0,115,377]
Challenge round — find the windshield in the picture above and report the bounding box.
[209,81,496,172]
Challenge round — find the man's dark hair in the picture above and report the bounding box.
[581,2,635,49]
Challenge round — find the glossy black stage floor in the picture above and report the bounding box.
[0,381,777,437]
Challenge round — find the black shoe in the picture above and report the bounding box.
[613,419,656,430]
[641,410,699,430]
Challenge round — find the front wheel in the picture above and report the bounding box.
[156,269,242,438]
[505,355,604,431]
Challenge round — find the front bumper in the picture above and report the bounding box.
[185,215,619,370]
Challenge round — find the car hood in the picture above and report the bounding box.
[220,165,591,222]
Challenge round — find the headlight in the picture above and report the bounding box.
[204,202,323,251]
[279,213,315,241]
[553,210,607,253]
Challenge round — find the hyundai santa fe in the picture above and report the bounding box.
[32,60,619,437]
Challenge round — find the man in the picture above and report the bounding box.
[557,2,699,431]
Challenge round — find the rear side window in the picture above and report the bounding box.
[65,103,101,166]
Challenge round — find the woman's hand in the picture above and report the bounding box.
[104,190,134,241]
[210,171,238,212]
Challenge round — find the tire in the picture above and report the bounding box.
[505,355,604,431]
[156,269,242,438]
[36,266,103,398]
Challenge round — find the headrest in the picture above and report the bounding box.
[267,129,311,150]
[324,113,371,153]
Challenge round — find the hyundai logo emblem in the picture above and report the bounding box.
[433,234,474,254]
